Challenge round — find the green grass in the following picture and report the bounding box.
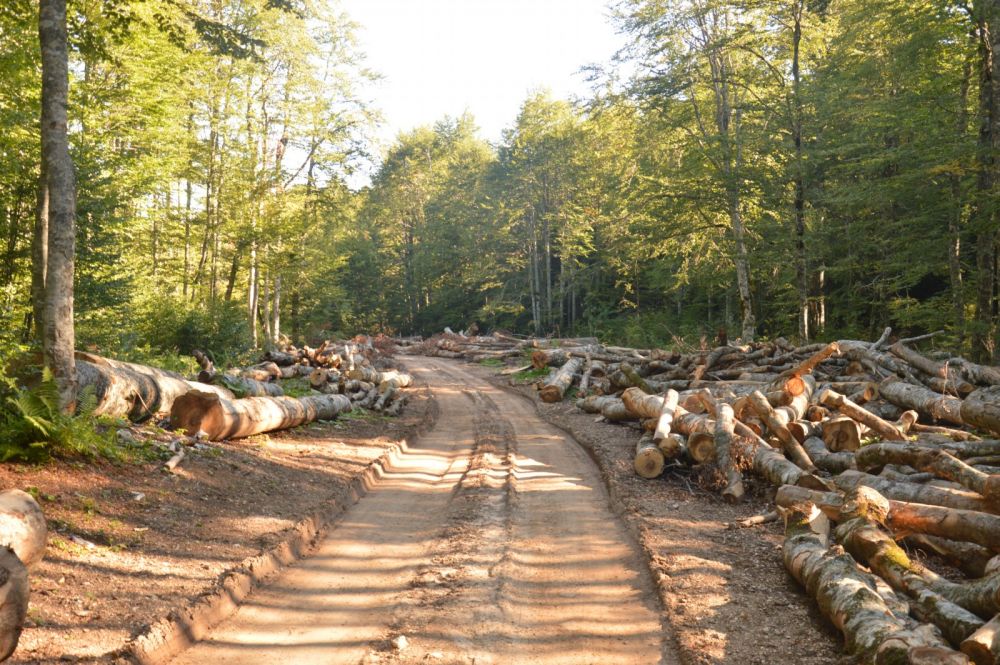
[512,367,550,382]
[479,358,504,367]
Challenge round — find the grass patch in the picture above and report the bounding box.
[513,367,550,383]
[479,358,504,367]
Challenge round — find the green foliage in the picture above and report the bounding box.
[0,369,118,462]
[134,295,253,364]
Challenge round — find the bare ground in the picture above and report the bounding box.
[2,386,435,664]
[168,356,674,664]
[473,362,847,665]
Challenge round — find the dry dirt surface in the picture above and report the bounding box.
[1,387,434,665]
[472,363,846,665]
[168,355,677,665]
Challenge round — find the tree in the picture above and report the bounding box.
[38,0,76,411]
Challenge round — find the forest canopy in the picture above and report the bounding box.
[3,0,999,364]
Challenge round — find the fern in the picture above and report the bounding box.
[0,369,117,462]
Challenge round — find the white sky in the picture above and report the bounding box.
[340,0,626,149]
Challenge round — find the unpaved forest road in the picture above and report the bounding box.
[170,357,676,665]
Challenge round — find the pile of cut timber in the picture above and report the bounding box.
[171,335,412,440]
[434,328,1000,664]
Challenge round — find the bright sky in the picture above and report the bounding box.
[340,0,626,148]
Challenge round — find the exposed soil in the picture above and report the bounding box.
[168,356,674,664]
[1,386,434,665]
[473,362,847,665]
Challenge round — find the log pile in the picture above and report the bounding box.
[431,328,1000,663]
[167,335,412,441]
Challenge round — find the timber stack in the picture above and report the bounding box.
[417,327,1000,664]
[70,333,411,443]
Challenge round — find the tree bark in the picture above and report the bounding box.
[76,353,233,421]
[170,390,352,440]
[782,502,965,664]
[30,164,47,343]
[963,386,1000,436]
[855,443,1000,505]
[0,545,29,662]
[879,378,965,425]
[634,432,665,479]
[39,0,76,412]
[0,490,47,570]
[539,357,582,403]
[834,470,996,514]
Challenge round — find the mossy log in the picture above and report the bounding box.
[216,373,284,397]
[170,390,352,440]
[834,505,983,646]
[540,357,583,403]
[855,443,1000,505]
[777,484,1000,554]
[782,502,965,664]
[879,378,964,425]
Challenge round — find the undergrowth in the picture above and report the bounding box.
[0,368,119,463]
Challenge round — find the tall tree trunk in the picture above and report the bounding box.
[248,241,258,349]
[271,274,280,345]
[39,0,76,411]
[952,36,976,341]
[972,2,1000,362]
[791,0,808,342]
[183,175,191,297]
[30,164,47,342]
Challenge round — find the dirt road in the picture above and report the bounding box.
[169,356,675,664]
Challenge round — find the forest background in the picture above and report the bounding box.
[3,0,999,370]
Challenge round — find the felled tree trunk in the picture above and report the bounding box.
[819,388,907,441]
[76,354,232,422]
[170,390,352,440]
[855,443,1000,505]
[539,357,583,403]
[0,491,46,569]
[777,484,1000,553]
[889,343,976,396]
[834,470,995,514]
[782,502,964,664]
[962,387,1000,437]
[215,373,283,398]
[904,534,997,580]
[835,512,983,647]
[652,389,680,445]
[961,614,1000,664]
[0,546,28,662]
[634,433,665,479]
[747,390,816,471]
[879,378,964,425]
[714,403,745,503]
[802,436,856,474]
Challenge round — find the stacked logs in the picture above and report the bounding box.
[452,328,1000,664]
[171,337,412,440]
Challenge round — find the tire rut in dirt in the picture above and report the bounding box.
[365,389,519,664]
